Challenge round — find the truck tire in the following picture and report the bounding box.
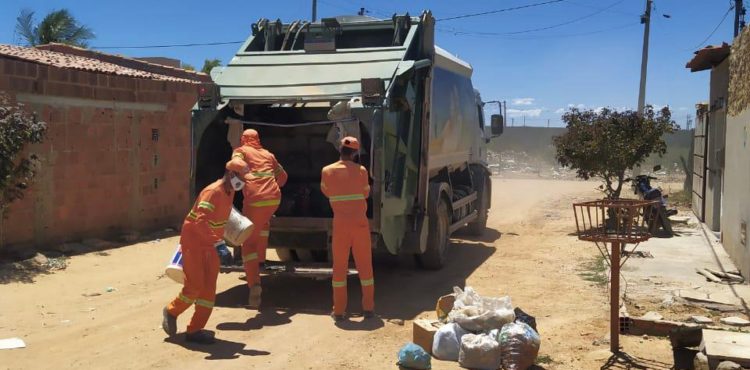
[418,196,450,269]
[466,175,489,236]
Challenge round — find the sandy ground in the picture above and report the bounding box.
[0,179,677,370]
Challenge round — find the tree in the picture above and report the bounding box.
[201,59,222,74]
[16,9,94,47]
[181,63,196,71]
[0,92,47,218]
[553,106,676,199]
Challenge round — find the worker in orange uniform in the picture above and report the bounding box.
[162,159,248,344]
[229,129,287,308]
[321,136,374,321]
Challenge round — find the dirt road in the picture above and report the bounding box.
[0,179,673,369]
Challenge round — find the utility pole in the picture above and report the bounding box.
[637,0,652,115]
[511,118,514,127]
[547,119,550,128]
[735,0,746,37]
[312,0,318,22]
[523,115,526,127]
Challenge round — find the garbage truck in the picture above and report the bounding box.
[191,11,504,269]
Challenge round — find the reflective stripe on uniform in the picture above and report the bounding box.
[332,280,347,288]
[330,194,366,202]
[360,278,374,286]
[242,252,259,263]
[251,171,275,178]
[250,199,281,207]
[274,165,284,175]
[197,201,215,211]
[259,230,270,237]
[195,299,214,308]
[186,211,198,220]
[208,220,227,229]
[178,293,194,304]
[232,152,244,159]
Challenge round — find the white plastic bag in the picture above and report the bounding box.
[458,333,503,370]
[498,322,541,370]
[432,323,469,361]
[448,286,515,332]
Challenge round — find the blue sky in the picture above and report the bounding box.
[0,0,739,127]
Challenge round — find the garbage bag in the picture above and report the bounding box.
[397,342,431,370]
[497,322,541,370]
[513,307,538,333]
[432,323,469,361]
[458,333,502,370]
[448,286,515,332]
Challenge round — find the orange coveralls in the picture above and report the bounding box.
[321,160,374,315]
[231,129,288,287]
[166,179,233,333]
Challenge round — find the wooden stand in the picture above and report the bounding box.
[610,241,621,354]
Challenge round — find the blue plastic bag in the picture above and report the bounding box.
[397,342,431,370]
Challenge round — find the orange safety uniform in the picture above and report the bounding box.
[165,175,235,334]
[321,137,374,316]
[230,129,287,288]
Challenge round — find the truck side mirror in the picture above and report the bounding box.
[490,114,504,136]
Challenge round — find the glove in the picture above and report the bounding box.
[215,242,233,266]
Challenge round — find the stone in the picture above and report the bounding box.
[83,238,117,251]
[693,352,709,370]
[388,318,405,326]
[31,253,48,267]
[641,311,663,321]
[690,316,714,324]
[716,361,742,370]
[720,316,750,327]
[55,242,90,255]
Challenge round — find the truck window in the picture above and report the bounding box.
[431,67,480,147]
[477,105,485,131]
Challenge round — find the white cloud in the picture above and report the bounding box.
[554,108,566,114]
[567,103,586,109]
[512,98,535,106]
[507,108,543,117]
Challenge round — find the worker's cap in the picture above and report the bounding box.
[341,136,360,150]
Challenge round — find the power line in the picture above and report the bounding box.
[94,41,244,49]
[565,0,638,16]
[436,0,566,22]
[439,0,626,36]
[691,6,734,50]
[438,22,639,40]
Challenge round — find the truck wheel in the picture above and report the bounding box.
[465,177,489,236]
[418,196,450,269]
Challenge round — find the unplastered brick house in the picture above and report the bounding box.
[0,43,212,250]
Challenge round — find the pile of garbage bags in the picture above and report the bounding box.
[433,287,540,370]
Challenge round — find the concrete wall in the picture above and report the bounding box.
[724,26,750,278]
[705,58,729,232]
[0,57,199,248]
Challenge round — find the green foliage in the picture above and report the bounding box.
[201,59,222,74]
[0,92,47,215]
[15,9,94,47]
[553,106,676,199]
[181,63,196,71]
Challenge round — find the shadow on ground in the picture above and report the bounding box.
[599,352,673,370]
[164,334,270,360]
[0,259,53,284]
[216,228,499,322]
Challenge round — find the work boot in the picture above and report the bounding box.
[248,285,262,309]
[331,313,345,322]
[162,307,177,336]
[362,311,375,319]
[185,330,215,345]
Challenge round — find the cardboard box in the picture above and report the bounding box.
[436,294,455,321]
[413,319,443,354]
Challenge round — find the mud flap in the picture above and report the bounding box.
[400,214,428,254]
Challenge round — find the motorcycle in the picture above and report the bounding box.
[626,165,678,236]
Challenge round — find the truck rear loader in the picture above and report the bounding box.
[192,11,504,269]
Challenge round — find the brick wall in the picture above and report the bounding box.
[729,26,750,116]
[0,57,200,248]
